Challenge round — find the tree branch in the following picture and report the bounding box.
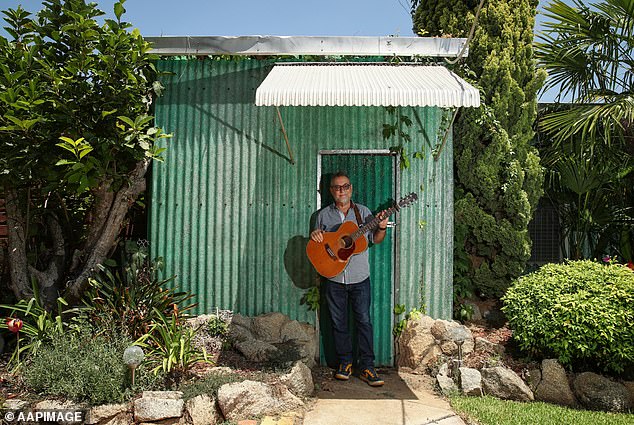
[70,179,115,273]
[64,159,149,301]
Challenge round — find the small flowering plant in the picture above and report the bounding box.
[6,317,23,333]
[1,295,78,369]
[599,255,634,271]
[4,317,24,364]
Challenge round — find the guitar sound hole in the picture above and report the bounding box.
[342,236,353,249]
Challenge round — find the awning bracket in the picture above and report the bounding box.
[433,107,460,162]
[276,106,295,165]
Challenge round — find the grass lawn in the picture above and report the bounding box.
[450,395,634,425]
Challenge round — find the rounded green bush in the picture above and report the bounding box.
[23,333,164,405]
[501,260,634,373]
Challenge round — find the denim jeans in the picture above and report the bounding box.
[325,277,375,368]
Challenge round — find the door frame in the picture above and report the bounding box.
[316,149,400,365]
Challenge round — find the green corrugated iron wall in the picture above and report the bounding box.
[150,57,454,324]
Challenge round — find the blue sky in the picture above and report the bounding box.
[1,0,560,38]
[1,0,418,37]
[1,0,561,100]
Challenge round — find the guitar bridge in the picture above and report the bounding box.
[324,243,337,260]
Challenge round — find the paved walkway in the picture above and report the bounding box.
[302,369,466,425]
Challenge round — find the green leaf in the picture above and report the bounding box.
[114,2,126,20]
[78,147,93,159]
[55,142,76,154]
[55,159,76,166]
[117,116,135,127]
[101,109,117,118]
[134,115,154,128]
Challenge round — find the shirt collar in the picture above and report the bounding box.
[329,201,355,212]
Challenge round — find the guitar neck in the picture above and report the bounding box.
[350,204,399,241]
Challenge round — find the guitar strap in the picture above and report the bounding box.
[351,202,362,225]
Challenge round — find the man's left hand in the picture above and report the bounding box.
[377,210,389,229]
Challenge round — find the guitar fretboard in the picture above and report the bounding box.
[350,204,399,241]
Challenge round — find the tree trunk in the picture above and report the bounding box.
[29,214,65,306]
[64,158,149,302]
[4,187,33,300]
[69,179,114,273]
[5,158,149,304]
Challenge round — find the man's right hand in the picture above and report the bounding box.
[310,229,324,243]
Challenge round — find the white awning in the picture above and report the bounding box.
[255,64,480,108]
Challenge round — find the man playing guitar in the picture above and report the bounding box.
[310,171,388,387]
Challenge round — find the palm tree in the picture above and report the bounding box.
[536,0,634,145]
[536,0,634,262]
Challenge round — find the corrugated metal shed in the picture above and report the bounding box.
[255,64,480,107]
[150,58,454,327]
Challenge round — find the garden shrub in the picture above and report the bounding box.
[502,260,634,373]
[23,333,164,405]
[83,254,195,339]
[207,314,229,338]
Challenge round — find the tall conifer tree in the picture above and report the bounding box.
[413,0,546,298]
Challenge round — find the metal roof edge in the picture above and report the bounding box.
[146,35,469,57]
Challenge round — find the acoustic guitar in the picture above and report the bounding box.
[306,192,418,278]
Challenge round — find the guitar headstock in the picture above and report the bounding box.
[398,192,418,208]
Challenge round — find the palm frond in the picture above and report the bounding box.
[537,0,634,101]
[541,92,634,145]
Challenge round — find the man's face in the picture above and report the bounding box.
[330,176,352,205]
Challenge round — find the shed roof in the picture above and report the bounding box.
[255,64,480,108]
[146,35,468,57]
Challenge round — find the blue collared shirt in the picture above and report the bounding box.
[315,202,375,284]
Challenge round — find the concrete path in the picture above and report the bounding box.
[303,369,466,425]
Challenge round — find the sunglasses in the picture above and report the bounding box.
[330,183,351,192]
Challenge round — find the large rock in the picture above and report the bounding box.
[34,400,79,410]
[230,313,317,367]
[437,374,458,396]
[3,399,28,410]
[252,312,290,342]
[475,337,504,355]
[280,361,314,397]
[228,323,253,343]
[34,400,83,425]
[280,321,317,367]
[185,394,221,425]
[102,413,133,425]
[231,314,253,329]
[430,320,474,356]
[573,372,632,412]
[86,404,130,425]
[458,367,483,396]
[397,316,475,373]
[435,362,458,395]
[134,391,184,422]
[217,380,304,421]
[481,367,534,402]
[397,316,442,372]
[534,359,576,407]
[235,339,279,362]
[280,321,313,343]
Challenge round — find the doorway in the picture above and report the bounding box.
[317,150,398,366]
